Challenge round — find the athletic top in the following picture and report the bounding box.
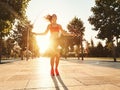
[49,24,61,39]
[49,24,60,33]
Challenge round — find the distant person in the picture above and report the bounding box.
[33,14,75,76]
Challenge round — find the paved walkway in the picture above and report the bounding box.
[0,57,120,90]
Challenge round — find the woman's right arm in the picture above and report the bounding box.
[32,25,49,35]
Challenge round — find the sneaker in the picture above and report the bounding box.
[51,69,54,76]
[55,69,59,76]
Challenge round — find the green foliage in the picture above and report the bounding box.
[0,0,31,61]
[11,21,40,57]
[88,0,120,42]
[0,20,12,36]
[67,17,85,45]
[67,17,85,35]
[0,0,30,37]
[88,41,112,57]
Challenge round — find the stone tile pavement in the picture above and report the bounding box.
[0,57,120,90]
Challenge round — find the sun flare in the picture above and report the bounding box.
[36,33,50,54]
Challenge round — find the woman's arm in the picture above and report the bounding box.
[32,25,49,35]
[59,25,75,36]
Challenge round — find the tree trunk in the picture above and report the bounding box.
[0,36,2,63]
[80,37,84,60]
[20,50,24,60]
[77,45,80,60]
[116,37,118,57]
[112,41,116,62]
[81,42,84,60]
[26,28,29,60]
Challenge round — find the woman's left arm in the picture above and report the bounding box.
[59,25,75,36]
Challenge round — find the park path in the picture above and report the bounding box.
[0,57,120,90]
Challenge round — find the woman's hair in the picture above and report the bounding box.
[45,14,52,22]
[45,14,57,22]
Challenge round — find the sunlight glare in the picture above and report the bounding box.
[36,32,50,54]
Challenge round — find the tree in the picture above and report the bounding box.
[10,21,39,60]
[0,0,30,36]
[88,39,96,57]
[88,0,120,61]
[59,34,75,59]
[5,37,15,58]
[12,21,30,60]
[0,0,30,63]
[116,41,120,57]
[67,17,85,60]
[96,42,104,57]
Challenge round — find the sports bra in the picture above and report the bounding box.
[49,24,60,33]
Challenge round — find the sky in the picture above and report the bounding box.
[26,0,104,46]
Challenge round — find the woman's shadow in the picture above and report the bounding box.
[51,75,68,90]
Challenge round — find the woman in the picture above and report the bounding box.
[33,14,74,76]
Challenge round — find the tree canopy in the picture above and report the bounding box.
[0,0,31,62]
[67,17,85,36]
[88,0,120,42]
[0,0,30,37]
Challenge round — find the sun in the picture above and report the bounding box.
[36,33,50,54]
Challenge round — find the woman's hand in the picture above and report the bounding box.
[70,33,77,37]
[32,32,37,35]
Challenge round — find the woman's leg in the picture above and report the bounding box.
[55,54,60,69]
[55,53,60,75]
[50,56,55,76]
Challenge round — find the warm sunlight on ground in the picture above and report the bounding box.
[36,33,50,54]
